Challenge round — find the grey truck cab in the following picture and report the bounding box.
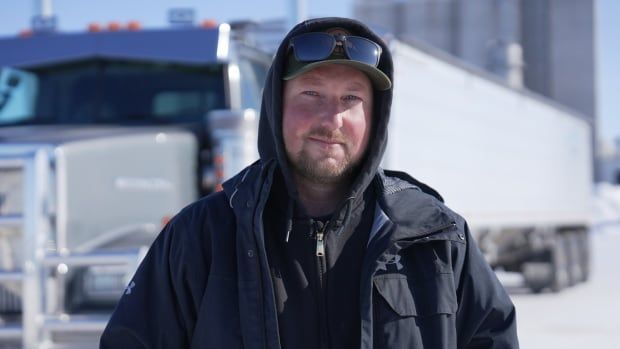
[0,19,275,348]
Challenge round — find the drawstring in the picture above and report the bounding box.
[285,199,293,242]
[228,167,252,209]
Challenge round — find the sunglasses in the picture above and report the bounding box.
[288,32,383,67]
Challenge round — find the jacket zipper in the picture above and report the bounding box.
[316,229,325,257]
[313,219,329,349]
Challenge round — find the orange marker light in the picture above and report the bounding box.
[88,23,102,32]
[162,215,172,227]
[108,22,122,31]
[201,19,218,28]
[127,21,141,31]
[18,29,33,38]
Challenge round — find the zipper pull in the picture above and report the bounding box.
[313,220,326,257]
[316,230,325,257]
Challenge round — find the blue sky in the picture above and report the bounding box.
[0,0,617,143]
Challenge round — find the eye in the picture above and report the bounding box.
[302,90,319,97]
[343,95,362,102]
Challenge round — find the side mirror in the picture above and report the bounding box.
[202,109,259,190]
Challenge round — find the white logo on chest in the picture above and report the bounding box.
[378,253,404,271]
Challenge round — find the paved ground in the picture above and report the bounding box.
[500,224,620,348]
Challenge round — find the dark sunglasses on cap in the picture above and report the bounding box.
[288,32,383,67]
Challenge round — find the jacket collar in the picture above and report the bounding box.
[223,164,459,245]
[373,169,457,243]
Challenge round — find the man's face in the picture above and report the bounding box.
[282,63,373,184]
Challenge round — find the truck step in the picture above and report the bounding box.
[0,215,22,228]
[42,251,141,267]
[0,272,22,282]
[43,314,110,333]
[0,324,22,340]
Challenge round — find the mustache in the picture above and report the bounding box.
[306,127,347,143]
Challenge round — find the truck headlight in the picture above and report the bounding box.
[0,167,23,216]
[66,265,132,312]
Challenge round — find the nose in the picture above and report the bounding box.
[319,97,344,130]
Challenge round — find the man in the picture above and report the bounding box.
[101,17,518,348]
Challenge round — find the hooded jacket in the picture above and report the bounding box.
[101,17,518,348]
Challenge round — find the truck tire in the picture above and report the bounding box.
[522,231,571,293]
[577,229,590,282]
[565,232,583,286]
[550,233,570,292]
[522,262,552,293]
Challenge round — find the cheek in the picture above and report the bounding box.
[282,102,308,153]
[346,103,373,151]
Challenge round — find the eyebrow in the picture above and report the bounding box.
[345,81,368,91]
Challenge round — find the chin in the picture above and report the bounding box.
[295,160,351,184]
[289,148,359,183]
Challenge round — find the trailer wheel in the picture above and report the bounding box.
[522,262,552,293]
[522,232,570,293]
[577,229,590,282]
[550,233,570,292]
[565,232,580,286]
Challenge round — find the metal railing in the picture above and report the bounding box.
[0,150,145,348]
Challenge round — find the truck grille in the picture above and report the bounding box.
[0,163,24,315]
[0,284,20,314]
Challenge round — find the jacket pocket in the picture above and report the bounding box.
[374,276,417,316]
[372,273,458,348]
[374,273,457,318]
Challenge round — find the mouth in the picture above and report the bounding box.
[307,136,344,146]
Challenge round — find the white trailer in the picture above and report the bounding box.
[384,40,593,292]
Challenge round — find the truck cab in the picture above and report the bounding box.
[0,21,272,191]
[0,20,275,348]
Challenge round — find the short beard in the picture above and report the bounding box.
[289,147,357,185]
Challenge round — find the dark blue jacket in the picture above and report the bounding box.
[100,161,518,348]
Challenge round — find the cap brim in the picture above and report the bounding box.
[283,59,392,91]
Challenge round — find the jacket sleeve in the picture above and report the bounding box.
[455,222,519,348]
[100,209,210,349]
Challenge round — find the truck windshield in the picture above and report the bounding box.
[0,60,226,126]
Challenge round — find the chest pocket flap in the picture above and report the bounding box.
[374,274,457,317]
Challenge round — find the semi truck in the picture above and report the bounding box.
[0,17,592,349]
[0,19,272,348]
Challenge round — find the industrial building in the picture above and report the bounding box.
[354,0,596,123]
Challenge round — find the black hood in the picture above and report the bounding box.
[257,17,394,209]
